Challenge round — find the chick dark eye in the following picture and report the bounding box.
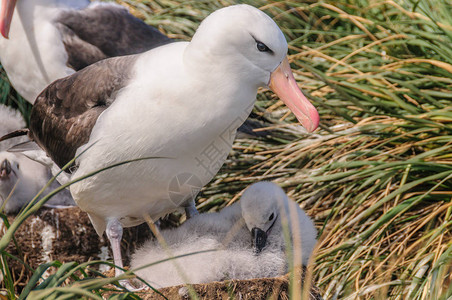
[257,41,270,52]
[268,213,274,221]
[16,164,19,170]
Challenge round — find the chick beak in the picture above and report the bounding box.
[251,227,267,254]
[0,158,11,178]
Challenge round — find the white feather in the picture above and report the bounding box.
[0,104,27,151]
[69,4,290,235]
[0,0,90,103]
[131,182,317,288]
[0,151,75,214]
[0,105,75,213]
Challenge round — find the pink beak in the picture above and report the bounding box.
[0,0,17,38]
[269,57,319,132]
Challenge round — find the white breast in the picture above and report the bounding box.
[69,42,255,233]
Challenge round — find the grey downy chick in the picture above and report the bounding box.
[0,105,74,213]
[131,181,317,288]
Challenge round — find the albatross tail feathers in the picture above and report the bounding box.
[88,213,107,236]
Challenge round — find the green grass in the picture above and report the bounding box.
[1,0,451,299]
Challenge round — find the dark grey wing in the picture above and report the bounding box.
[237,119,271,138]
[54,23,108,70]
[29,55,137,170]
[55,4,172,70]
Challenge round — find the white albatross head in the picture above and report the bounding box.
[185,4,319,132]
[0,151,24,212]
[0,150,75,214]
[0,152,18,184]
[240,181,287,253]
[240,181,317,263]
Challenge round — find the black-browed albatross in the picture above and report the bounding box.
[0,0,269,139]
[0,104,74,214]
[0,0,171,103]
[26,4,320,286]
[131,181,318,289]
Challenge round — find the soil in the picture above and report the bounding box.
[104,275,322,300]
[143,277,291,300]
[1,207,323,299]
[1,207,153,292]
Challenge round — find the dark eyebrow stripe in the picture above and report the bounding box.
[250,34,274,54]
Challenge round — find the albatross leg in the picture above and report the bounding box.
[106,218,139,290]
[184,200,199,219]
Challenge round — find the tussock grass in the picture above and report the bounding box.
[1,0,451,299]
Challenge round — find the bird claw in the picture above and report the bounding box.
[185,204,199,219]
[118,279,145,292]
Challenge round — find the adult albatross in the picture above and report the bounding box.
[0,0,267,138]
[0,0,171,103]
[27,4,319,285]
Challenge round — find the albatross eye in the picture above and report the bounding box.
[256,41,271,53]
[268,213,274,221]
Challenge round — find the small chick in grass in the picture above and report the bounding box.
[0,104,74,214]
[131,182,317,288]
[0,151,75,213]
